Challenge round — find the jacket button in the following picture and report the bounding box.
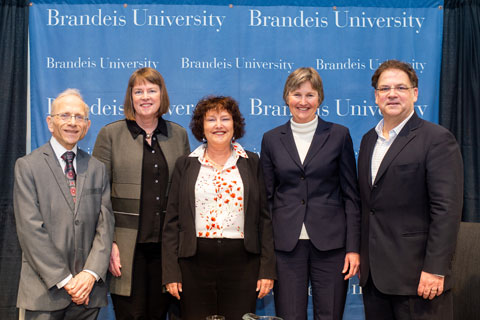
[370,210,375,215]
[300,176,305,180]
[301,199,305,205]
[74,220,80,225]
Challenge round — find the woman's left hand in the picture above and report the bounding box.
[256,279,274,299]
[342,252,360,280]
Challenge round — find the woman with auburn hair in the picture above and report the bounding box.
[93,67,189,319]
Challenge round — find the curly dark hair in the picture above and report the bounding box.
[190,96,245,142]
[371,60,418,89]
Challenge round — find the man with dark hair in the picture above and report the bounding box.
[358,60,463,320]
[14,89,114,320]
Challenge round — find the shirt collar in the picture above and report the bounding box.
[50,136,78,160]
[126,117,168,139]
[375,111,414,140]
[189,141,249,161]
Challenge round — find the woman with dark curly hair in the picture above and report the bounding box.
[162,96,276,320]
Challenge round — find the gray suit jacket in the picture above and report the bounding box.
[14,142,115,311]
[92,119,190,296]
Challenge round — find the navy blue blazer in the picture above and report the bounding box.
[260,117,361,253]
[358,112,463,295]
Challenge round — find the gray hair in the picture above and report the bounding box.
[51,88,89,116]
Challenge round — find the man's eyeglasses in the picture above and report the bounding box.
[375,86,416,95]
[51,113,89,123]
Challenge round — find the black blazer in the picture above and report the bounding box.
[358,112,463,295]
[162,150,276,285]
[260,117,361,253]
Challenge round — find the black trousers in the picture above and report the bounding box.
[178,238,259,320]
[274,240,348,320]
[363,274,453,320]
[25,303,99,320]
[111,243,179,320]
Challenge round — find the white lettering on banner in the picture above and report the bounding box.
[46,56,159,70]
[369,58,426,73]
[236,58,294,71]
[100,57,159,69]
[250,98,328,117]
[180,57,294,71]
[250,98,291,116]
[249,9,328,28]
[90,98,124,116]
[168,103,195,116]
[132,9,226,32]
[46,57,97,69]
[316,58,427,73]
[248,9,425,34]
[335,10,425,33]
[351,284,363,295]
[336,99,381,117]
[47,9,127,27]
[47,98,124,116]
[316,58,366,71]
[181,57,233,69]
[336,99,428,117]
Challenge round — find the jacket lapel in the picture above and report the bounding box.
[237,157,250,214]
[362,130,377,189]
[44,143,75,212]
[74,150,88,214]
[303,117,331,167]
[373,114,421,185]
[186,158,201,221]
[279,121,303,169]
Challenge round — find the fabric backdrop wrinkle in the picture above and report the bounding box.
[0,0,29,319]
[440,0,480,222]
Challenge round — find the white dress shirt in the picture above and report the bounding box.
[371,111,414,184]
[49,137,99,288]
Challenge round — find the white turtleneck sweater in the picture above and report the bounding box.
[290,116,318,239]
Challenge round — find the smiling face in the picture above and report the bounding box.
[47,95,91,150]
[131,80,161,121]
[203,108,234,149]
[287,81,320,123]
[375,68,418,123]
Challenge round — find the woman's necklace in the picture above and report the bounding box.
[205,150,228,171]
[145,131,154,139]
[136,117,157,140]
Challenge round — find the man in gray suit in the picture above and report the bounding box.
[14,89,115,320]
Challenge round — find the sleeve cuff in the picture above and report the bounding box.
[84,269,100,281]
[56,274,73,289]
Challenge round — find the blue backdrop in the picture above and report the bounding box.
[29,1,444,319]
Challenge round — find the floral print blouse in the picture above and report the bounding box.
[190,142,247,239]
